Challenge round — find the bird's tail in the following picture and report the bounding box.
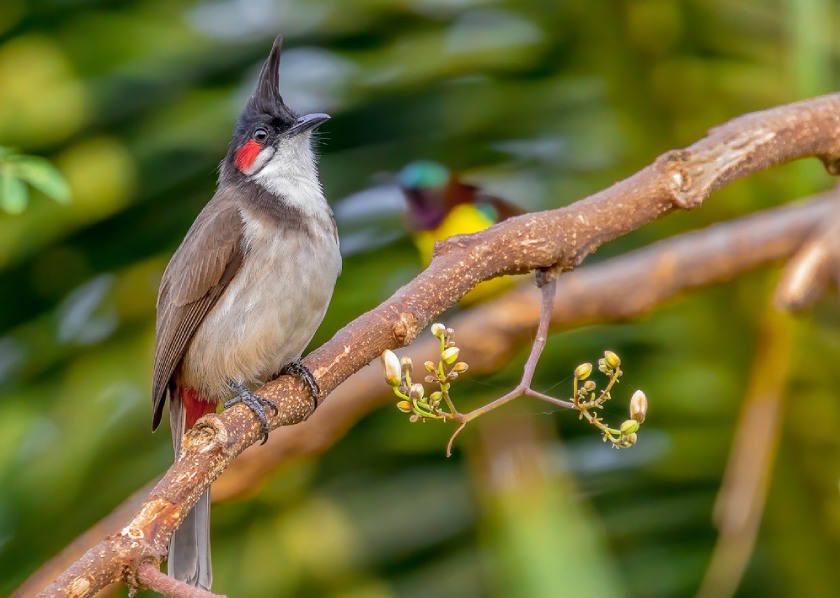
[169,488,212,589]
[168,387,215,589]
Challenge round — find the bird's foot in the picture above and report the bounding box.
[225,381,278,445]
[273,360,320,408]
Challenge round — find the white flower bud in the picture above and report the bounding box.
[381,350,402,386]
[630,390,648,423]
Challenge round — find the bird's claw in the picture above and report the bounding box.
[225,381,278,445]
[274,360,320,408]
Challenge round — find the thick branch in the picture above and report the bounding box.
[36,94,840,597]
[217,189,838,496]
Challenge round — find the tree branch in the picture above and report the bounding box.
[775,210,840,311]
[35,94,840,597]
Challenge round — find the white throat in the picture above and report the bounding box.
[248,133,327,218]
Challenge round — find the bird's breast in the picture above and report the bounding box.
[180,207,340,401]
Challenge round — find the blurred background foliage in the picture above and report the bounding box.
[0,0,838,596]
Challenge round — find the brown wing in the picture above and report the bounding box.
[151,191,245,430]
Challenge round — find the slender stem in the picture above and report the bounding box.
[523,388,575,409]
[461,388,524,422]
[441,387,459,416]
[520,276,558,388]
[596,370,620,403]
[136,562,227,598]
[457,275,561,424]
[446,421,467,457]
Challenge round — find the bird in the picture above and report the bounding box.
[151,35,341,589]
[398,160,524,304]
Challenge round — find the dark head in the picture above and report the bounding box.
[222,36,329,183]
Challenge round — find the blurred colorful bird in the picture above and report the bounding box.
[398,161,525,304]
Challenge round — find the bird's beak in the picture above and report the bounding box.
[288,113,330,136]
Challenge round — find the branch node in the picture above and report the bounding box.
[819,154,840,176]
[659,149,706,209]
[68,575,94,597]
[189,416,227,451]
[393,311,418,345]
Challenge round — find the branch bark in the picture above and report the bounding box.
[35,93,840,597]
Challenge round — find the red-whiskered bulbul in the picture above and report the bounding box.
[151,35,341,589]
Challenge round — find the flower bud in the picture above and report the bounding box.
[574,363,592,380]
[396,400,412,413]
[604,351,621,370]
[430,323,446,339]
[430,391,442,403]
[441,346,460,364]
[597,358,608,373]
[400,356,413,371]
[582,380,596,392]
[424,361,436,373]
[409,383,425,400]
[381,350,402,386]
[452,362,469,373]
[629,390,647,423]
[625,433,637,446]
[619,419,639,435]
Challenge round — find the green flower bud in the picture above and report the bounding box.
[619,419,639,435]
[396,400,412,413]
[381,350,402,386]
[452,362,469,373]
[441,346,460,364]
[574,363,593,380]
[630,390,647,423]
[583,380,596,392]
[424,361,436,373]
[625,433,637,446]
[604,351,621,370]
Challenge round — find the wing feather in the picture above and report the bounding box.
[152,192,244,429]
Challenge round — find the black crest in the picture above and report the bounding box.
[244,35,297,124]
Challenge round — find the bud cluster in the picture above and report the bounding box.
[381,322,469,423]
[570,350,648,449]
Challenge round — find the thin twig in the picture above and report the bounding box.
[443,275,560,453]
[136,562,227,598]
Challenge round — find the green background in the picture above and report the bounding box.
[0,0,838,596]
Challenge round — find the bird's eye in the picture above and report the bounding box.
[253,128,269,143]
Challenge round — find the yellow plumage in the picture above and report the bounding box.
[413,203,519,305]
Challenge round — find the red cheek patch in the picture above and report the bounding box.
[235,139,261,172]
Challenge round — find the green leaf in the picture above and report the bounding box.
[7,157,71,204]
[0,170,29,214]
